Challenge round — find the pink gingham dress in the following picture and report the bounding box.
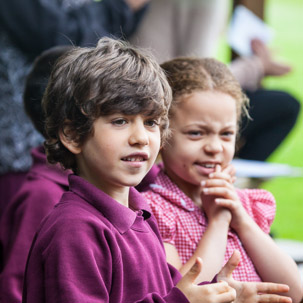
[142,168,276,282]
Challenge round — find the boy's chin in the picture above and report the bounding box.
[125,174,147,188]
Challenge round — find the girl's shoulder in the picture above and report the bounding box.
[236,188,275,205]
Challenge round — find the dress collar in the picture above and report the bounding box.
[149,168,196,212]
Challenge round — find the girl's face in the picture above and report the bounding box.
[161,90,237,197]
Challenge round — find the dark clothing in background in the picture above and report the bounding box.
[0,0,146,59]
[237,89,300,161]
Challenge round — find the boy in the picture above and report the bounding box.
[22,37,236,302]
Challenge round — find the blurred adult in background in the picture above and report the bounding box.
[231,38,300,161]
[0,0,150,214]
[130,0,229,62]
[130,0,300,161]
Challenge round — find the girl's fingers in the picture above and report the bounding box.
[209,171,234,183]
[222,164,236,178]
[202,187,238,200]
[201,179,233,189]
[214,199,237,210]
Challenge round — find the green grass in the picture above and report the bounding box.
[217,0,303,240]
[263,0,303,240]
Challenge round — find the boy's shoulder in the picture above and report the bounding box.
[31,191,116,253]
[36,175,152,241]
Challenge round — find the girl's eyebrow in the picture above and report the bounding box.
[183,122,237,129]
[221,123,237,128]
[182,123,209,130]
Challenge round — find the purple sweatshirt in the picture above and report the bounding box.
[0,146,70,303]
[22,174,189,303]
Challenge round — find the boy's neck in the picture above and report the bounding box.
[107,187,130,207]
[78,173,130,207]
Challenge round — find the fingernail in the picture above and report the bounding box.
[201,181,206,186]
[203,188,208,193]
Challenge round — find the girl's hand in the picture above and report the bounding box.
[201,165,249,231]
[201,165,232,225]
[221,163,237,184]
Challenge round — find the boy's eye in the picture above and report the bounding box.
[145,119,160,127]
[112,118,127,126]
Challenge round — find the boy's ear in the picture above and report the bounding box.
[59,122,82,155]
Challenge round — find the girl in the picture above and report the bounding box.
[142,57,303,303]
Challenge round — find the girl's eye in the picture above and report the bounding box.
[145,119,160,127]
[221,131,235,138]
[187,130,203,138]
[112,119,127,126]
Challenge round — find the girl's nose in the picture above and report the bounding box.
[203,137,223,154]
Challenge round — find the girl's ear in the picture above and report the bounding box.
[59,122,82,155]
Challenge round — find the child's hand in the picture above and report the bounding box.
[221,163,237,184]
[201,165,233,224]
[177,257,236,303]
[217,250,292,303]
[202,165,248,231]
[251,38,292,77]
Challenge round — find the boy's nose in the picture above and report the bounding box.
[129,125,149,146]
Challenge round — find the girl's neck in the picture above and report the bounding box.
[163,168,202,206]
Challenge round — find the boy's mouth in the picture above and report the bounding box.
[121,153,148,162]
[122,156,146,162]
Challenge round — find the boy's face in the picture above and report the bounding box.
[75,113,161,197]
[161,91,237,193]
